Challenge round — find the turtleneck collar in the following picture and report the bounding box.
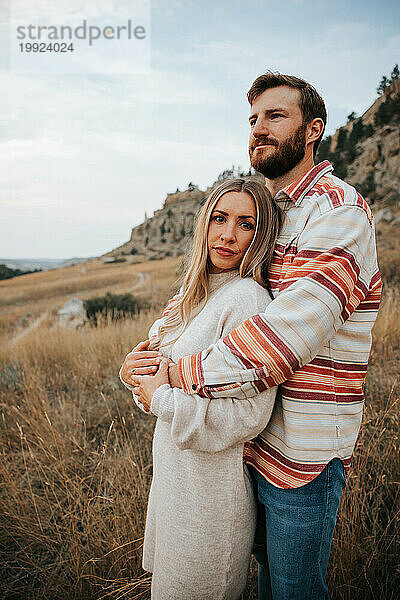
[208,269,240,294]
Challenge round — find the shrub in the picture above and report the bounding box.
[377,75,390,95]
[374,93,400,127]
[0,264,19,280]
[377,64,399,95]
[336,128,348,151]
[84,292,149,324]
[390,63,399,82]
[331,154,348,179]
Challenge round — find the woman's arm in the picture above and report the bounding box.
[131,280,277,436]
[150,383,276,452]
[145,280,277,451]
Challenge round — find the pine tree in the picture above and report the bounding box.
[390,64,399,82]
[377,75,389,95]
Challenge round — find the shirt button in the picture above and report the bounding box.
[192,384,197,391]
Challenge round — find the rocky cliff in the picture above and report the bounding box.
[317,79,400,206]
[107,81,399,262]
[107,169,261,261]
[116,185,206,260]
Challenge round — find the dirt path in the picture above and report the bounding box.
[10,312,49,347]
[131,271,150,291]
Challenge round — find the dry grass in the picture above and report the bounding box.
[0,316,158,600]
[0,247,399,599]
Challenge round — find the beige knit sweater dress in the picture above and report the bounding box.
[122,271,277,600]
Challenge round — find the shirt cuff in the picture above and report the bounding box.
[177,353,204,395]
[150,384,175,421]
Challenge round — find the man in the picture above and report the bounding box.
[123,72,382,599]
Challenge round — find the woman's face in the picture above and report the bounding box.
[207,191,257,273]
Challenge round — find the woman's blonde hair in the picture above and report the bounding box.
[151,178,283,350]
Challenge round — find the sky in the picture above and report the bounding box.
[1,0,399,259]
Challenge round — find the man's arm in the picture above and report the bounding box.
[177,204,380,398]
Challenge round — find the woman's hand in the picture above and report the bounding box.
[131,359,170,412]
[120,340,163,386]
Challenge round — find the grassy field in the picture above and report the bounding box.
[0,237,399,599]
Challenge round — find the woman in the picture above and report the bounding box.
[120,178,282,600]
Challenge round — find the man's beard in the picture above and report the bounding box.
[249,122,307,180]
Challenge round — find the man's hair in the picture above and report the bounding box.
[247,72,327,156]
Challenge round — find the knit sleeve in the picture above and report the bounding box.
[150,279,277,451]
[151,384,276,452]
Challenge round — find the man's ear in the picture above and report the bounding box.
[306,118,325,147]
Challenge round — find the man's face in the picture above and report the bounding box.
[248,86,307,179]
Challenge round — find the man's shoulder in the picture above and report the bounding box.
[307,172,373,225]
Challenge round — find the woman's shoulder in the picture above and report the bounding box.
[224,275,270,299]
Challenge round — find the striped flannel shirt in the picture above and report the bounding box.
[175,161,382,489]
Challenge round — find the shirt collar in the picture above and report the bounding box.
[275,160,334,206]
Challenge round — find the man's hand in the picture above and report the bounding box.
[131,359,170,411]
[120,340,163,386]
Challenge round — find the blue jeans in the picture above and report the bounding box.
[249,458,346,600]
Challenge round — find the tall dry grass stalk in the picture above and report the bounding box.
[0,259,399,599]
